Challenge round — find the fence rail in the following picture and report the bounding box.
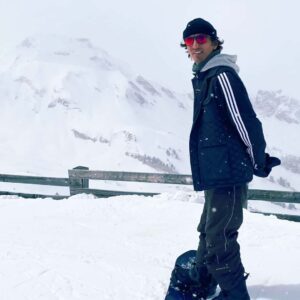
[0,167,299,222]
[0,172,69,200]
[0,173,69,187]
[247,189,300,204]
[68,170,193,185]
[0,191,66,200]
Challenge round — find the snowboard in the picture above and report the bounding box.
[164,250,218,300]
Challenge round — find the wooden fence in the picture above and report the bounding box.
[0,173,69,199]
[0,166,300,222]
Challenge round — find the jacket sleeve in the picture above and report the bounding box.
[216,71,267,174]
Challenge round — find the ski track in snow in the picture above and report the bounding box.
[0,192,299,300]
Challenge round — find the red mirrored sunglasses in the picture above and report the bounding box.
[184,34,208,46]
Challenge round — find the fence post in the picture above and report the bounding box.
[68,166,89,196]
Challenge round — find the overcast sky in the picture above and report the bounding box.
[0,0,299,98]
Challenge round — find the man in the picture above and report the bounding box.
[165,18,280,300]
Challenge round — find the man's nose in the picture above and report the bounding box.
[192,39,199,48]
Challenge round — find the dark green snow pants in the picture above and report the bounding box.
[195,184,248,291]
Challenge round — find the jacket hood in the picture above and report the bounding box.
[201,53,240,73]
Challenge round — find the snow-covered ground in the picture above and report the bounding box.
[0,192,299,300]
[0,2,298,299]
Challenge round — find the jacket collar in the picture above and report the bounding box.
[192,50,221,74]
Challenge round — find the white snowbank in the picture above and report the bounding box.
[0,192,299,300]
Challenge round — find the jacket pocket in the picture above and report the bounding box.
[198,144,231,181]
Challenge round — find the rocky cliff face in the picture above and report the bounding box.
[253,90,300,124]
[252,90,300,191]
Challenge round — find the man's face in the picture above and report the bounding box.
[185,34,216,64]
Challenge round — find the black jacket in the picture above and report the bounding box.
[189,54,280,191]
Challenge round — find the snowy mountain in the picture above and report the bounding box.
[0,35,192,177]
[0,0,299,99]
[251,91,300,191]
[0,34,299,194]
[254,90,300,124]
[0,3,299,299]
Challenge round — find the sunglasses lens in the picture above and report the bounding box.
[184,35,208,46]
[184,37,194,46]
[195,35,207,44]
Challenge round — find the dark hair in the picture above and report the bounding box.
[180,36,224,52]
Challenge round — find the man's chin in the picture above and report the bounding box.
[192,55,205,64]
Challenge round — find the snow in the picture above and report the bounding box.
[0,3,298,298]
[0,192,299,300]
[0,35,193,178]
[0,1,299,99]
[0,33,298,195]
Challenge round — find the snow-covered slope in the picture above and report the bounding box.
[0,193,299,300]
[0,34,299,195]
[251,91,300,191]
[0,0,299,99]
[0,35,192,177]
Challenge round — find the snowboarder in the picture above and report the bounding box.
[165,18,281,300]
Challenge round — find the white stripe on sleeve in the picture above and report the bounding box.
[217,72,255,166]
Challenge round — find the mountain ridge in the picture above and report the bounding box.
[0,34,298,192]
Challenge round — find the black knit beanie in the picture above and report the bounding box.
[183,18,217,39]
